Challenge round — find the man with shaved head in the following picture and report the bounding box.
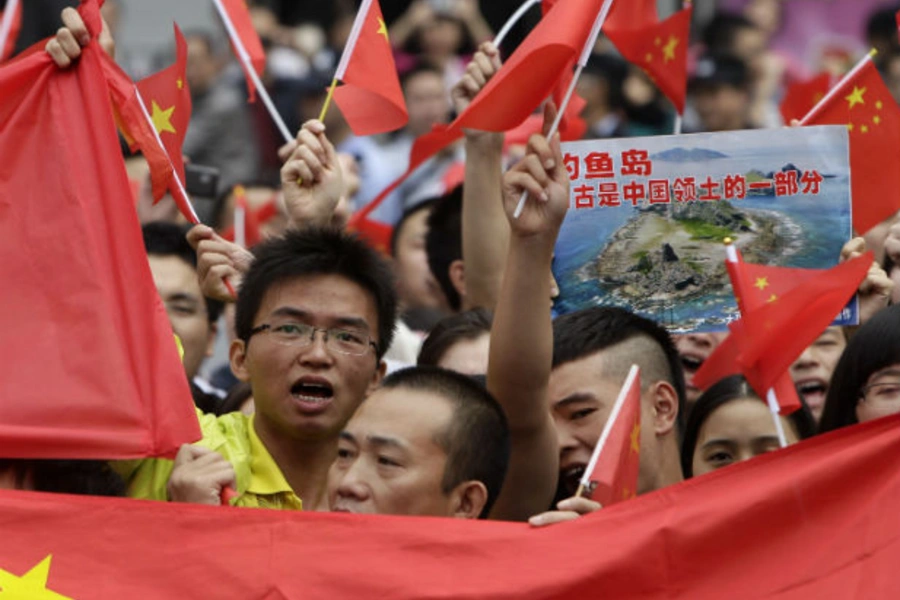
[548,307,686,500]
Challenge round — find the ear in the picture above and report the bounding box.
[365,360,387,398]
[229,338,251,383]
[448,259,466,300]
[449,480,488,519]
[205,319,219,358]
[650,380,679,437]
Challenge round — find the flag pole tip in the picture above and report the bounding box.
[723,237,733,245]
[869,48,878,58]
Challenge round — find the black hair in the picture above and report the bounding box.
[390,199,437,257]
[819,305,900,433]
[216,382,253,416]
[234,227,397,359]
[702,12,758,55]
[418,308,493,369]
[866,6,900,47]
[0,459,126,497]
[142,221,224,324]
[399,59,446,90]
[380,366,510,518]
[425,185,464,311]
[680,375,817,478]
[402,14,476,57]
[552,306,687,435]
[582,52,629,111]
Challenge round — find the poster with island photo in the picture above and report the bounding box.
[553,125,856,332]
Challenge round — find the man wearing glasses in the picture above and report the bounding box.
[121,226,397,512]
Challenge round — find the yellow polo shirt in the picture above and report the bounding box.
[115,411,303,511]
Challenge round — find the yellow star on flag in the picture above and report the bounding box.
[845,86,866,110]
[874,115,881,125]
[630,422,641,454]
[877,100,884,110]
[662,36,679,63]
[645,53,653,63]
[0,555,73,599]
[754,277,769,290]
[861,124,869,133]
[376,17,389,42]
[847,122,855,132]
[176,78,184,90]
[150,100,176,135]
[767,293,778,303]
[621,486,633,500]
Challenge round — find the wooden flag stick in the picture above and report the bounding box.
[318,78,339,123]
[799,49,877,126]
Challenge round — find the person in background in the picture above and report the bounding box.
[819,304,900,433]
[183,31,260,194]
[417,308,492,375]
[143,222,225,412]
[680,375,816,478]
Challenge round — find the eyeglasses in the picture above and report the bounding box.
[858,381,900,406]
[247,321,377,357]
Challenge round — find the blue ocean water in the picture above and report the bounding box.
[552,135,852,332]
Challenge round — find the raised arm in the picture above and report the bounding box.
[456,42,509,311]
[488,117,569,521]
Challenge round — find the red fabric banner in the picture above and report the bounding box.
[0,0,200,459]
[1,413,899,597]
[219,0,266,102]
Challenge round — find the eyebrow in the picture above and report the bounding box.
[339,431,357,444]
[553,393,599,410]
[869,368,900,382]
[699,439,736,450]
[270,307,370,332]
[367,435,408,452]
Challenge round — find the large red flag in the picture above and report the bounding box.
[581,366,641,505]
[453,0,608,132]
[217,0,266,102]
[134,24,191,200]
[803,55,900,234]
[1,413,900,597]
[780,72,831,124]
[0,0,22,62]
[606,6,693,114]
[0,0,200,459]
[332,0,407,136]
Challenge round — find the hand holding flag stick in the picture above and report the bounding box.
[513,0,616,219]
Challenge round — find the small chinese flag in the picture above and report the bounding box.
[604,0,657,32]
[803,54,900,234]
[218,0,266,102]
[695,252,872,410]
[134,24,191,201]
[454,0,609,132]
[0,0,22,62]
[780,72,831,124]
[606,6,693,114]
[332,0,407,136]
[580,365,641,506]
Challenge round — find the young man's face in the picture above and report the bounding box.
[231,274,383,443]
[328,387,459,516]
[148,254,214,381]
[548,351,657,497]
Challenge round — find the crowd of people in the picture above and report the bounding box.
[4,0,900,535]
